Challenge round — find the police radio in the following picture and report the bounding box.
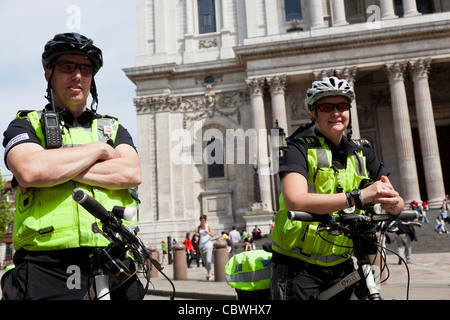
[41,89,63,149]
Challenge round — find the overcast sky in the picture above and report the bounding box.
[0,1,138,178]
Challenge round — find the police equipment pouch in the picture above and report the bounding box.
[41,109,63,149]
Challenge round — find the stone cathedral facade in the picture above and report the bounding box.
[124,0,450,245]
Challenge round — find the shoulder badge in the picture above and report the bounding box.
[300,136,322,148]
[352,138,371,148]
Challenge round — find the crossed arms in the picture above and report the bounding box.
[7,141,142,192]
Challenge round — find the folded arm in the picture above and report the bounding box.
[7,142,141,190]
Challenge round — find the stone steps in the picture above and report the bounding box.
[385,212,450,254]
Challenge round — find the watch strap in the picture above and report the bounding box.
[345,191,353,208]
[351,189,363,208]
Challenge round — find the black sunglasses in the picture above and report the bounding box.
[55,60,94,76]
[316,102,351,113]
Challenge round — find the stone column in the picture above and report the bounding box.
[331,0,349,26]
[309,0,325,29]
[183,0,195,63]
[384,62,421,203]
[246,78,273,212]
[410,59,445,207]
[219,0,233,59]
[267,75,289,135]
[380,0,398,20]
[402,0,420,17]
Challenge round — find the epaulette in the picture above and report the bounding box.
[351,138,371,149]
[15,110,35,119]
[300,136,322,148]
[94,113,118,121]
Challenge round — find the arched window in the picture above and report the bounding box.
[285,0,302,21]
[198,0,217,34]
[206,138,224,178]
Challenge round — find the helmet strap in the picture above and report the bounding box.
[89,77,99,113]
[346,108,353,139]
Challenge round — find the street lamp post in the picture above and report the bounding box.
[271,120,287,211]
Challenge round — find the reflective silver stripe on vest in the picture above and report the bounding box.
[225,264,271,283]
[352,152,365,176]
[316,149,329,168]
[271,241,346,264]
[97,117,114,144]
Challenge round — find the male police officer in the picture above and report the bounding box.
[1,33,143,300]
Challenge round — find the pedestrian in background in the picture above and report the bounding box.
[184,232,194,268]
[228,225,241,256]
[195,214,214,280]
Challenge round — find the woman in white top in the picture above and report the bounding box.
[195,214,214,280]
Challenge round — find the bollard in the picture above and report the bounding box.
[214,238,228,282]
[147,246,159,278]
[173,242,187,280]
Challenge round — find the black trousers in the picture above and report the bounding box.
[1,248,144,300]
[270,252,354,300]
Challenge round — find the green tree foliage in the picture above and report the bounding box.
[0,175,14,239]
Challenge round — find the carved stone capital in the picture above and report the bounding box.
[384,61,408,81]
[267,75,287,95]
[245,78,265,97]
[410,58,432,79]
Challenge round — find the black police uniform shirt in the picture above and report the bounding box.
[279,129,390,182]
[3,107,136,170]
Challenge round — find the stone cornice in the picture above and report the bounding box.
[234,19,450,64]
[125,18,450,83]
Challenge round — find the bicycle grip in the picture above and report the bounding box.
[287,211,328,222]
[397,210,419,221]
[72,188,109,221]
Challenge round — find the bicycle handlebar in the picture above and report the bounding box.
[72,188,110,221]
[287,210,419,222]
[72,188,139,244]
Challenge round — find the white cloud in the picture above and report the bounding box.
[0,1,138,178]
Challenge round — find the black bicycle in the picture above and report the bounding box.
[287,207,420,300]
[72,188,175,300]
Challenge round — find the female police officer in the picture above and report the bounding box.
[270,76,404,300]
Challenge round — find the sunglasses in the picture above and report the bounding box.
[316,102,351,113]
[55,60,94,76]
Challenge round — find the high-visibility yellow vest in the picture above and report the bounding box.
[225,250,272,291]
[12,110,138,251]
[270,134,370,266]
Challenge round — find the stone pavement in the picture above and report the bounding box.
[144,252,450,300]
[1,252,448,300]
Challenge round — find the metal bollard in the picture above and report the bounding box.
[173,242,187,280]
[147,246,159,278]
[214,238,228,282]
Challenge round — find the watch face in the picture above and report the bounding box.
[344,206,355,213]
[351,189,360,196]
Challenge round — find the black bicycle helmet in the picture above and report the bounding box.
[42,32,103,74]
[43,33,103,111]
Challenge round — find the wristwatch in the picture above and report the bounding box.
[350,189,363,209]
[344,191,355,213]
[345,191,353,208]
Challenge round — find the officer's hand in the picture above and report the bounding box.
[95,142,121,161]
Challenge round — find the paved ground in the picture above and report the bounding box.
[1,252,448,301]
[144,251,450,300]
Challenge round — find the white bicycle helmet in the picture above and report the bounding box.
[305,76,355,110]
